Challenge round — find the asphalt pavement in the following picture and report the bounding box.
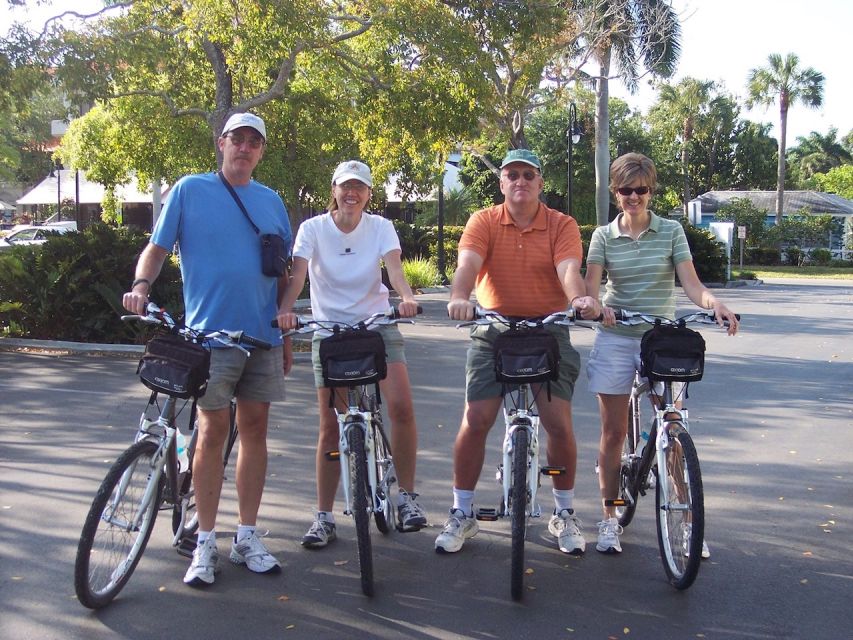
[1,279,851,639]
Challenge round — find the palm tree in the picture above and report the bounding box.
[787,129,852,185]
[653,78,714,215]
[578,0,681,225]
[747,53,824,224]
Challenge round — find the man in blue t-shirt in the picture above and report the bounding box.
[123,112,292,587]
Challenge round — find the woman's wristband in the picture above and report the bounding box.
[131,278,150,293]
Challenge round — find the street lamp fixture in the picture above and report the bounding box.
[566,102,582,215]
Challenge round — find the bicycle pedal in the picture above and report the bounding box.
[475,508,499,521]
[540,466,566,476]
[604,499,628,507]
[176,537,197,558]
[324,450,340,461]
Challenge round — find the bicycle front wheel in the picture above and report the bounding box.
[74,440,162,609]
[655,425,704,590]
[348,426,374,596]
[372,418,395,535]
[509,427,530,601]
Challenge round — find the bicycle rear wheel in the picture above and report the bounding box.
[655,424,704,589]
[348,426,374,596]
[372,418,395,535]
[509,427,530,601]
[74,440,162,609]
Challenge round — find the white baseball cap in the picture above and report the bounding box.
[221,112,266,139]
[332,160,373,187]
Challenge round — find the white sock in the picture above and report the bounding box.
[553,488,575,513]
[197,530,215,545]
[452,488,475,517]
[317,511,335,524]
[236,524,256,542]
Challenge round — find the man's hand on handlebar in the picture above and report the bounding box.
[397,299,420,319]
[447,298,475,322]
[275,309,300,331]
[122,290,149,317]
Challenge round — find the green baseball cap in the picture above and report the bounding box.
[500,149,541,169]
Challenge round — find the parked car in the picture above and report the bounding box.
[0,222,76,252]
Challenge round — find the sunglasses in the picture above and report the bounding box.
[616,186,651,196]
[504,170,539,182]
[226,134,265,149]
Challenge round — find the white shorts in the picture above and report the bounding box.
[586,329,684,398]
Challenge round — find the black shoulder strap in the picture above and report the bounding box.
[217,171,259,235]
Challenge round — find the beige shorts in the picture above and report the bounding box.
[197,344,286,410]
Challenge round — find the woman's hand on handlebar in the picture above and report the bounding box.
[597,305,617,327]
[447,298,475,322]
[711,301,739,336]
[275,310,300,331]
[571,295,603,321]
[397,299,420,318]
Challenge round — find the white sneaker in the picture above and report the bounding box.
[434,508,479,553]
[230,532,282,574]
[183,536,219,586]
[682,523,711,559]
[596,517,623,554]
[548,509,586,555]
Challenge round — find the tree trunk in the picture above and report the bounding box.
[682,121,691,216]
[776,103,788,225]
[595,56,611,226]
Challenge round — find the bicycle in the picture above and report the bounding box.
[607,308,737,590]
[74,303,269,609]
[456,307,581,601]
[279,305,419,597]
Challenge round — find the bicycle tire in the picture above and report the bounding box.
[509,427,529,601]
[616,403,640,528]
[372,417,395,535]
[655,425,704,590]
[348,425,374,596]
[74,440,162,609]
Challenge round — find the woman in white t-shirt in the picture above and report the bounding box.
[276,160,427,548]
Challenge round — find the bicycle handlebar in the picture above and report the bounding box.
[122,302,272,350]
[456,306,585,330]
[611,308,740,328]
[273,304,424,335]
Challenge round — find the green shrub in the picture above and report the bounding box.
[746,247,781,265]
[784,247,803,266]
[808,248,832,266]
[680,221,728,283]
[402,257,441,290]
[0,223,183,342]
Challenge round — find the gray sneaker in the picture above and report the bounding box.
[183,536,219,586]
[596,517,624,554]
[301,519,337,549]
[434,508,479,553]
[548,508,586,555]
[397,490,427,531]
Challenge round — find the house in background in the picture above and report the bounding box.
[15,169,164,231]
[688,190,853,259]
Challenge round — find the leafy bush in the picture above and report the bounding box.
[808,248,832,266]
[0,224,183,342]
[402,257,441,289]
[680,221,728,283]
[746,247,781,265]
[784,247,804,266]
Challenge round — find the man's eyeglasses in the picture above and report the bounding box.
[226,134,265,149]
[615,186,651,196]
[504,170,539,182]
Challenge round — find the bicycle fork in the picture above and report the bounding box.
[336,413,377,517]
[653,407,691,514]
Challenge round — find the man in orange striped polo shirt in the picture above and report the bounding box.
[435,149,602,556]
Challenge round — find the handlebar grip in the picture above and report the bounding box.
[271,317,307,329]
[241,334,272,350]
[270,319,279,328]
[390,304,423,319]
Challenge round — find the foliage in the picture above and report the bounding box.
[392,220,433,261]
[0,224,182,342]
[813,165,853,199]
[714,197,771,248]
[785,128,851,187]
[402,257,440,290]
[679,220,727,283]
[766,212,834,251]
[415,186,478,226]
[808,248,832,266]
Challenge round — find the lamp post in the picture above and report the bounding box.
[55,161,62,221]
[566,102,582,215]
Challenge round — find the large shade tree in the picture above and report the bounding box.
[746,52,824,224]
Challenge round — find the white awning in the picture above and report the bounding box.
[16,170,162,205]
[0,199,16,211]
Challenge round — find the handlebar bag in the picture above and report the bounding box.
[640,324,705,382]
[319,329,387,387]
[493,328,560,383]
[137,333,211,399]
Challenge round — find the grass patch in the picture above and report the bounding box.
[402,257,441,289]
[732,265,853,280]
